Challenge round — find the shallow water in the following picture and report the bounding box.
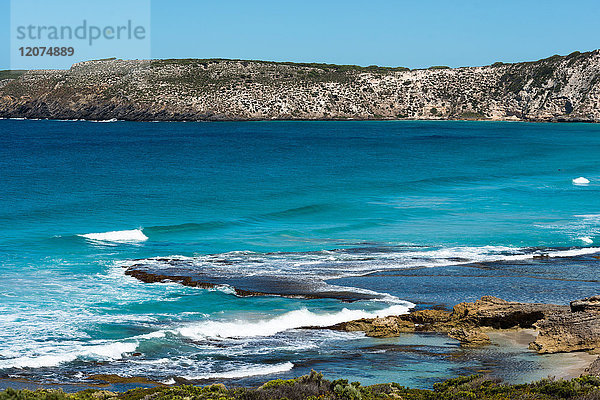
[0,120,599,389]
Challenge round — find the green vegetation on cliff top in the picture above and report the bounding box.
[0,70,26,81]
[4,372,600,400]
[151,58,411,73]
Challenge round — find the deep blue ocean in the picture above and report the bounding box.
[1,120,599,390]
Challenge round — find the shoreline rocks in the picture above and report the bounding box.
[530,312,600,354]
[329,296,600,358]
[571,296,600,313]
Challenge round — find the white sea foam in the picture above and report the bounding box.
[579,237,594,244]
[176,303,411,340]
[573,177,590,185]
[122,244,600,286]
[79,229,148,243]
[133,331,167,340]
[85,342,139,359]
[181,362,294,380]
[0,353,79,369]
[0,341,138,369]
[90,118,118,123]
[543,247,600,257]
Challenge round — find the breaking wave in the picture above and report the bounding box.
[0,341,138,369]
[181,362,294,380]
[79,229,148,243]
[176,303,412,340]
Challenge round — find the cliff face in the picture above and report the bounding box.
[1,50,600,122]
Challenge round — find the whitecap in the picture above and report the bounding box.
[579,237,594,244]
[573,177,590,185]
[79,229,148,243]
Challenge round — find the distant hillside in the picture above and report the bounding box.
[1,51,599,122]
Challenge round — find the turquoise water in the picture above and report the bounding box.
[1,120,599,389]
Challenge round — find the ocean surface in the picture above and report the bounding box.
[1,119,599,390]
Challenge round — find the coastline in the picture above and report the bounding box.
[0,116,597,123]
[486,330,598,380]
[4,296,600,394]
[2,120,600,396]
[2,50,600,123]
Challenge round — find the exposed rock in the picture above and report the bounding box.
[585,357,600,376]
[331,296,600,353]
[450,296,568,329]
[334,317,415,337]
[124,268,273,297]
[403,309,452,325]
[330,296,553,342]
[571,296,600,313]
[448,327,491,347]
[123,259,378,302]
[2,50,600,122]
[86,374,162,386]
[530,312,600,353]
[369,317,416,337]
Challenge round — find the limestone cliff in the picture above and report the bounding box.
[1,50,600,121]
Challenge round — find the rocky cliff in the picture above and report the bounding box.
[1,50,600,122]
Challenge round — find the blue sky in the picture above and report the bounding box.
[1,0,599,70]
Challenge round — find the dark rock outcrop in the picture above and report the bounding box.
[571,296,600,313]
[124,268,273,297]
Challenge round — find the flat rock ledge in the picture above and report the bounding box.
[328,296,600,357]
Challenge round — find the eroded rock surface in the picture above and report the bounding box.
[530,312,600,354]
[2,50,600,122]
[571,296,600,313]
[585,357,600,376]
[331,296,600,354]
[448,328,491,347]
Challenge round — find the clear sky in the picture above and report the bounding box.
[1,0,599,70]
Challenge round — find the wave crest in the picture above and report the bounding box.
[176,303,411,340]
[0,342,138,369]
[181,362,294,380]
[79,229,148,243]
